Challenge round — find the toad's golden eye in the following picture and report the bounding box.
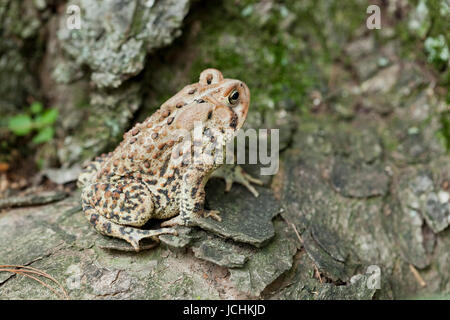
[228,90,240,105]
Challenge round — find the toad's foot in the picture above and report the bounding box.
[161,215,191,227]
[84,205,177,252]
[203,209,222,222]
[210,165,263,197]
[160,209,221,227]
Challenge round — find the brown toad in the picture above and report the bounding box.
[78,69,262,251]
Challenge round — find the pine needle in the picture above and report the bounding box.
[0,265,69,300]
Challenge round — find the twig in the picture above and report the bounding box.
[409,264,426,288]
[288,223,324,283]
[314,264,323,284]
[289,222,303,244]
[0,191,67,209]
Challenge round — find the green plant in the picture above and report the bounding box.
[7,102,58,144]
[424,35,449,70]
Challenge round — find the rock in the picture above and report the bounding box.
[273,251,322,300]
[330,157,389,198]
[229,220,297,297]
[0,196,227,299]
[0,0,44,114]
[189,180,279,247]
[159,226,196,249]
[317,274,377,300]
[361,64,400,94]
[395,159,450,235]
[191,235,255,268]
[44,165,83,185]
[57,0,191,88]
[276,128,396,282]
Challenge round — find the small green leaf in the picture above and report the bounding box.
[8,114,33,136]
[32,126,54,144]
[35,108,58,128]
[30,102,43,114]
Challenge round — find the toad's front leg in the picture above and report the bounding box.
[161,167,220,227]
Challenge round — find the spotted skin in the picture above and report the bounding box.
[78,69,261,251]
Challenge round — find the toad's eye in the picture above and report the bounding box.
[228,90,239,105]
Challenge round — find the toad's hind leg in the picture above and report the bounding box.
[81,182,176,251]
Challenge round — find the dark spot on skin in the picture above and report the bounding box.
[104,222,112,233]
[159,158,170,177]
[158,143,166,150]
[176,102,185,108]
[151,132,158,139]
[146,179,157,185]
[162,110,170,118]
[157,189,170,202]
[193,202,203,213]
[131,128,139,136]
[207,111,212,120]
[130,137,137,144]
[89,214,99,225]
[166,175,175,185]
[191,187,198,198]
[188,88,196,94]
[195,99,206,104]
[230,113,238,129]
[167,117,174,125]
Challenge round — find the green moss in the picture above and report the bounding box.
[438,111,450,151]
[187,0,337,115]
[140,0,368,126]
[396,0,449,91]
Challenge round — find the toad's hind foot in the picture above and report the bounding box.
[84,205,177,252]
[210,165,263,197]
[160,215,191,227]
[160,209,221,227]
